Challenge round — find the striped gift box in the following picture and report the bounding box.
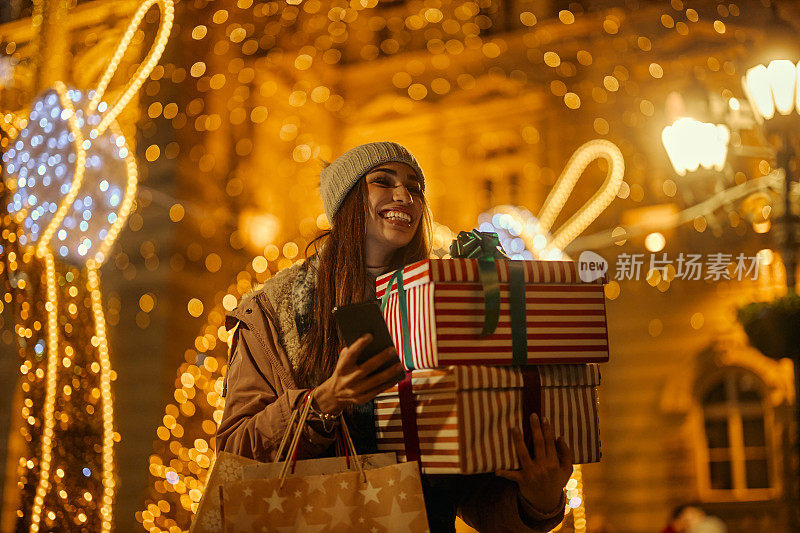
[374,364,601,474]
[376,258,609,370]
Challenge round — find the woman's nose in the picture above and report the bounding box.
[393,185,413,204]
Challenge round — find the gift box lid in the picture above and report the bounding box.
[377,365,600,399]
[376,258,605,299]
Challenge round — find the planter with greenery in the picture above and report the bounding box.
[737,291,800,359]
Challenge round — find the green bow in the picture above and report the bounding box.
[449,230,507,337]
[449,230,510,260]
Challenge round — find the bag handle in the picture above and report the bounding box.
[276,391,365,487]
[87,0,174,135]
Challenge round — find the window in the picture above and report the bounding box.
[697,368,778,500]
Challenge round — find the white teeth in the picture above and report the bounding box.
[382,210,411,223]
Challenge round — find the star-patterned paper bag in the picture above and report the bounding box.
[221,460,429,532]
[189,451,262,533]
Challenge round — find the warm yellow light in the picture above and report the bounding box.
[239,210,280,252]
[86,261,117,532]
[661,118,730,175]
[539,139,625,253]
[757,248,774,265]
[88,0,175,135]
[767,60,796,114]
[645,232,666,252]
[28,250,59,533]
[742,59,800,122]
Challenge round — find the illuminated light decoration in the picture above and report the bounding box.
[568,466,587,533]
[86,0,175,137]
[29,250,60,533]
[478,206,538,259]
[2,0,171,267]
[537,139,625,255]
[480,140,625,261]
[661,118,731,176]
[86,261,117,531]
[742,59,800,122]
[0,1,174,531]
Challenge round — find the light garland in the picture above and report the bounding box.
[87,0,174,136]
[1,1,173,530]
[28,250,59,533]
[537,139,625,255]
[86,261,116,532]
[480,140,624,261]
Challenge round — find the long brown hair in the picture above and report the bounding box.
[296,177,431,388]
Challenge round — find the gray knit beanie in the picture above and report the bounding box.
[320,141,425,221]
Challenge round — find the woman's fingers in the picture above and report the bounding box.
[542,416,556,463]
[357,359,404,395]
[356,370,404,403]
[529,413,546,465]
[556,436,574,471]
[510,427,535,471]
[354,347,400,377]
[338,334,373,370]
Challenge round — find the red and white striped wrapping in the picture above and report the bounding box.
[376,259,609,370]
[374,364,601,474]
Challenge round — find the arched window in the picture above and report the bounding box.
[696,368,779,500]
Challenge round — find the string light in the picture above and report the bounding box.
[28,250,59,533]
[86,261,116,532]
[537,139,625,255]
[480,140,624,261]
[88,0,174,135]
[2,0,171,530]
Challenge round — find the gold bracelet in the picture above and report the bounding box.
[308,398,340,433]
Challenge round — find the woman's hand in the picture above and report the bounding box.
[496,413,574,515]
[314,333,404,414]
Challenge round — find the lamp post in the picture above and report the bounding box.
[742,58,800,530]
[742,59,800,291]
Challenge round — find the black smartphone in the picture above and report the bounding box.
[332,302,401,374]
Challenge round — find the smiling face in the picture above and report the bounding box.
[363,161,425,266]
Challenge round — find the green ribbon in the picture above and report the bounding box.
[380,268,414,370]
[450,229,528,365]
[509,261,527,366]
[450,230,509,337]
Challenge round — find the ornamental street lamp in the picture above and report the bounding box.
[661,117,730,176]
[742,57,800,531]
[742,59,800,292]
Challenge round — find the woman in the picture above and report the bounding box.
[217,142,573,531]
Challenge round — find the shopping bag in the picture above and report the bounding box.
[189,451,260,533]
[220,391,430,532]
